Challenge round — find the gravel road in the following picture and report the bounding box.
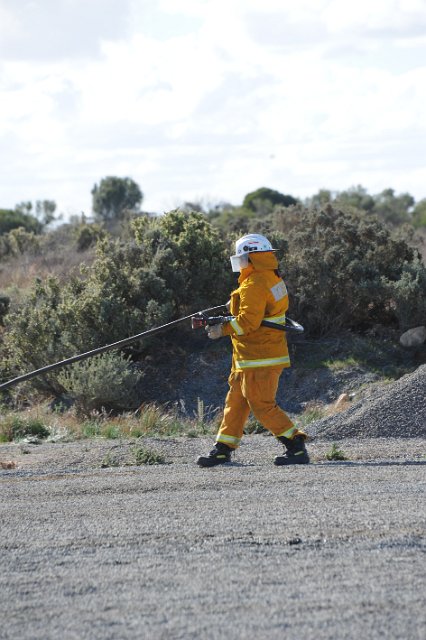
[1,436,425,640]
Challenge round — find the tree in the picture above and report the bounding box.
[306,186,375,211]
[0,208,42,236]
[335,185,375,212]
[305,189,335,208]
[14,200,58,228]
[412,198,426,228]
[14,201,33,216]
[91,176,143,222]
[209,205,255,234]
[243,187,297,214]
[373,188,415,226]
[35,200,57,226]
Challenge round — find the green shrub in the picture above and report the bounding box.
[3,210,232,399]
[0,209,42,235]
[133,446,166,465]
[386,257,426,330]
[100,451,120,468]
[0,416,50,442]
[326,443,348,461]
[0,295,10,325]
[81,421,102,438]
[282,205,424,334]
[3,277,78,392]
[57,352,143,416]
[101,424,121,439]
[0,228,41,260]
[132,210,233,310]
[73,223,105,251]
[412,199,426,228]
[7,228,41,256]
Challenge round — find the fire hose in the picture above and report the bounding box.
[0,306,303,392]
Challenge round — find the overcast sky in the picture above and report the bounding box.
[1,0,426,217]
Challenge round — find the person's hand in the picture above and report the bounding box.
[205,324,223,340]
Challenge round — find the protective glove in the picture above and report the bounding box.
[205,324,223,340]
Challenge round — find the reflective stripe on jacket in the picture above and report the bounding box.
[221,252,291,370]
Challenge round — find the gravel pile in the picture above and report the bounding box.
[312,364,426,439]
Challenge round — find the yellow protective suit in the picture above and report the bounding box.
[216,252,306,449]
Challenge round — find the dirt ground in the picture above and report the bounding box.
[1,436,425,640]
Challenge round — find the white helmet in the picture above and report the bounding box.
[230,233,274,272]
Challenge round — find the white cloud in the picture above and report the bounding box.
[0,3,19,39]
[0,0,425,215]
[324,0,426,34]
[0,0,129,60]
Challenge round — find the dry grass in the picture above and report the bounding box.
[299,395,352,431]
[0,246,94,298]
[0,400,218,443]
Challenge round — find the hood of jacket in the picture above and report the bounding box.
[238,251,278,283]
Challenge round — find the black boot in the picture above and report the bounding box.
[197,442,232,468]
[274,435,310,466]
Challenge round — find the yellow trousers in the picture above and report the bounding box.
[216,367,305,449]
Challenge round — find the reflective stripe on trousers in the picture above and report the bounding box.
[216,367,306,448]
[234,355,290,370]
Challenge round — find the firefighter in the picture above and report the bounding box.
[197,233,309,467]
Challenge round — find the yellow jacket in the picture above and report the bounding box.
[221,252,291,370]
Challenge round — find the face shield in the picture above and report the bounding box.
[230,253,249,272]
